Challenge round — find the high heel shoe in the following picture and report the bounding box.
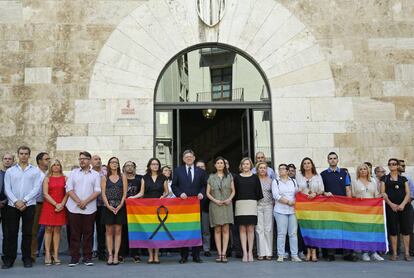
[53,256,62,265]
[45,255,52,266]
[107,255,113,265]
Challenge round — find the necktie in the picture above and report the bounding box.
[187,166,192,182]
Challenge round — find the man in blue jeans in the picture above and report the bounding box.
[320,152,358,262]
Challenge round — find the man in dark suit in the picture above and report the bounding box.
[171,150,207,264]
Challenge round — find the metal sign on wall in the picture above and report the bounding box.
[196,0,226,27]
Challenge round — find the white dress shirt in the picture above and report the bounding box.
[185,165,194,182]
[4,164,43,207]
[65,168,101,215]
[272,177,298,215]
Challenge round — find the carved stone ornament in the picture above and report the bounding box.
[196,0,226,27]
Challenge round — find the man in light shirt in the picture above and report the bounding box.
[252,152,277,180]
[0,153,15,221]
[2,146,43,269]
[66,151,101,267]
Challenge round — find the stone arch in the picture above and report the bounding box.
[57,0,337,168]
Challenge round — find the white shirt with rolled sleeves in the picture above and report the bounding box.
[4,164,43,207]
[65,168,101,215]
[272,177,299,215]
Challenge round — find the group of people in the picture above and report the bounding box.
[0,146,414,270]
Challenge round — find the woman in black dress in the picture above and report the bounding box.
[234,157,263,262]
[101,157,128,265]
[380,158,413,261]
[130,158,169,263]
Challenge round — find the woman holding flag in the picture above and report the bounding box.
[351,163,384,261]
[130,158,169,264]
[296,157,324,262]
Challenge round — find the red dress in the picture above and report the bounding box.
[39,176,67,226]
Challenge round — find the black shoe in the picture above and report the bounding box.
[343,254,358,262]
[179,258,187,264]
[193,258,203,263]
[326,255,335,261]
[68,258,79,267]
[1,263,13,269]
[23,261,33,268]
[118,256,124,264]
[204,251,211,257]
[83,259,94,266]
[92,251,98,258]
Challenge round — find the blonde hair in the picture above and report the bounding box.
[239,157,254,172]
[48,159,64,177]
[255,162,268,175]
[356,163,371,181]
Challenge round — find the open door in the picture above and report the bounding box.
[241,109,251,159]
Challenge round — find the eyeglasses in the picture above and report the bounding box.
[125,164,135,167]
[388,163,398,166]
[109,161,119,165]
[150,163,160,166]
[78,157,90,161]
[279,167,287,171]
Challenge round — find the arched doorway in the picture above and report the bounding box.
[154,43,273,172]
[58,0,337,171]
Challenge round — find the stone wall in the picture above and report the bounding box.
[0,0,413,175]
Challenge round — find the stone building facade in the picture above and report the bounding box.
[0,0,413,174]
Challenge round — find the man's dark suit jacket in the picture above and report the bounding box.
[171,165,207,197]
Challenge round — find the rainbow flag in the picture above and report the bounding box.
[295,193,388,251]
[126,197,202,248]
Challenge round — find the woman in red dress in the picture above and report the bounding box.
[39,159,68,265]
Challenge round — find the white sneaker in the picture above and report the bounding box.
[277,256,284,262]
[371,252,384,261]
[361,253,371,261]
[291,255,302,262]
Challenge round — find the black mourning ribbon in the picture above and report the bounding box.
[149,205,175,240]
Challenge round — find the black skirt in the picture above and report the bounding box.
[101,205,127,225]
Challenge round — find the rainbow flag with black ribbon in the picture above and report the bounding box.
[126,197,202,248]
[295,193,388,251]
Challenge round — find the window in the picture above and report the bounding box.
[211,67,232,101]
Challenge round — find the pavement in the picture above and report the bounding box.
[0,254,413,278]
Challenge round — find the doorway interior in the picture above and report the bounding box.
[180,109,244,173]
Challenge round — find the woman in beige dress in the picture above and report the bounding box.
[296,157,324,262]
[206,157,235,263]
[352,163,384,262]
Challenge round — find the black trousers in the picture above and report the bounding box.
[180,246,201,259]
[2,205,36,265]
[120,223,140,257]
[95,206,106,257]
[1,206,6,257]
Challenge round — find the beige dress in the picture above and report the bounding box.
[351,179,379,198]
[297,173,324,195]
[208,173,234,227]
